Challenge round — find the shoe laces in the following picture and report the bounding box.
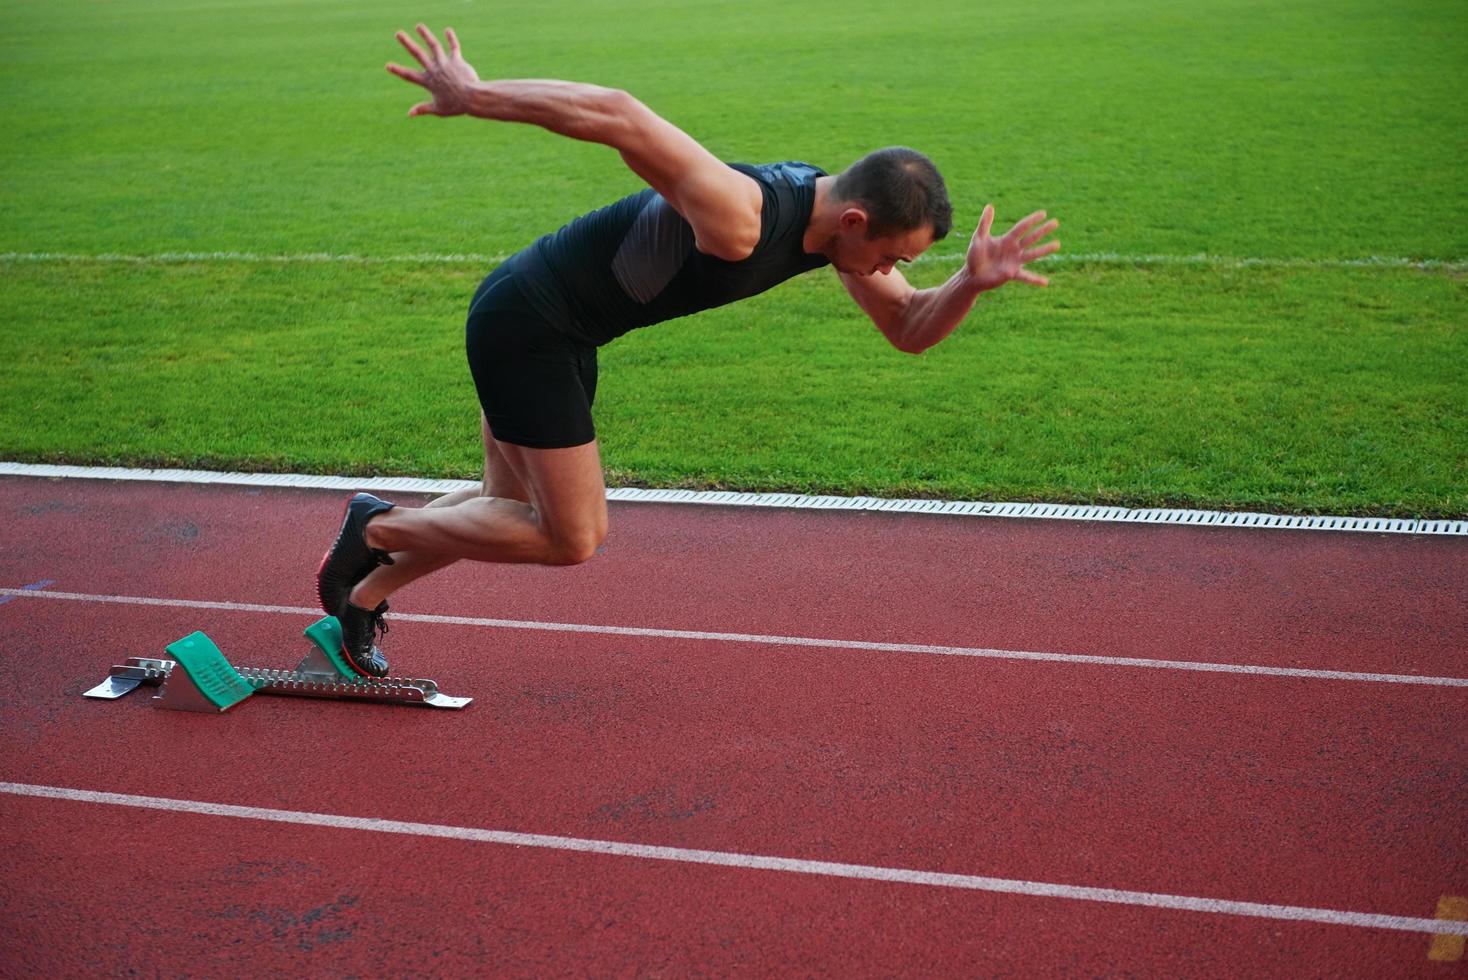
[369,606,391,644]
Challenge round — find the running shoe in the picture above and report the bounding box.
[317,492,396,614]
[336,597,391,677]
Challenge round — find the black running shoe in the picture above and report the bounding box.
[336,598,391,677]
[317,492,396,615]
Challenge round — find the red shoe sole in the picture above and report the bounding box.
[337,644,382,678]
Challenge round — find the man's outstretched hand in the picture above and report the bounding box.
[966,206,1060,291]
[386,24,480,117]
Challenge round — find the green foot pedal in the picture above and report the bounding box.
[156,632,255,713]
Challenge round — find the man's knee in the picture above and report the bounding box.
[546,520,608,565]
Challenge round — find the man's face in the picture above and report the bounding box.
[827,212,935,278]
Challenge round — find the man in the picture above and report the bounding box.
[317,24,1060,676]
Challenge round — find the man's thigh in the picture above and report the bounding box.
[495,437,608,556]
[481,411,530,503]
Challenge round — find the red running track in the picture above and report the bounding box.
[1,476,1465,976]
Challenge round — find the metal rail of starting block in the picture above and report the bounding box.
[83,616,471,712]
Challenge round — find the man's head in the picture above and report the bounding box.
[819,147,952,277]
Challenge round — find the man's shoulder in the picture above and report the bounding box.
[729,161,827,186]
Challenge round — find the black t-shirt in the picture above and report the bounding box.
[505,161,830,346]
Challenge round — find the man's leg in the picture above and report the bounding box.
[347,413,534,609]
[360,436,607,570]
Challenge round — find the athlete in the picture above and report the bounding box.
[317,24,1061,675]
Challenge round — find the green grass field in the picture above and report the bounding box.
[3,0,1465,515]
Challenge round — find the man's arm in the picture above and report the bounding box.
[842,206,1060,354]
[387,25,762,261]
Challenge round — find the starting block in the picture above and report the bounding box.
[83,616,472,711]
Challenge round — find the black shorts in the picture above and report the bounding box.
[465,264,599,449]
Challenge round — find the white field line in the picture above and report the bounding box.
[3,463,1463,536]
[5,587,1466,689]
[0,782,1462,938]
[0,250,1463,272]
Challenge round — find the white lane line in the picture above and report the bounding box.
[1,782,1461,937]
[4,463,1462,536]
[6,587,1465,689]
[1,250,1463,271]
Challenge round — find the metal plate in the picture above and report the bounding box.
[83,675,145,699]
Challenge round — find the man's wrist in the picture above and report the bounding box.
[464,81,497,119]
[954,264,992,296]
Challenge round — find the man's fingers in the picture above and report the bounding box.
[1015,268,1049,287]
[407,101,440,118]
[1021,240,1061,263]
[416,23,445,60]
[385,62,426,86]
[1020,218,1058,248]
[396,30,430,67]
[445,26,462,57]
[1007,210,1047,241]
[976,203,995,239]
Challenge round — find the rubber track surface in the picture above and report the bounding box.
[1,477,1464,976]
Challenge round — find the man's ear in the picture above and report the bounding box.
[838,207,869,234]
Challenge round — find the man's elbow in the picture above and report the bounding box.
[595,87,640,135]
[885,322,928,355]
[604,86,644,116]
[882,303,928,354]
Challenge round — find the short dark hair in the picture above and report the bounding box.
[832,147,952,241]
